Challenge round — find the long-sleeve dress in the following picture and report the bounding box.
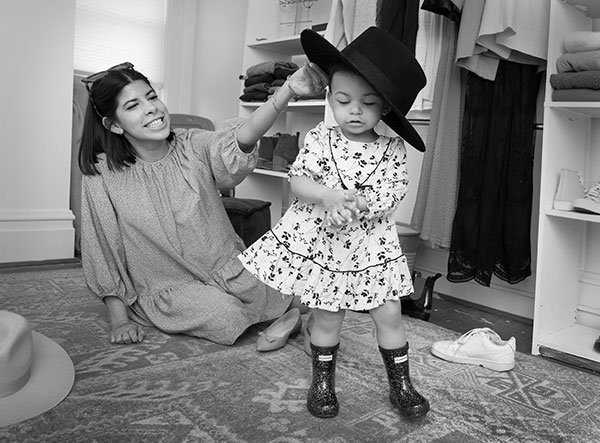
[239,122,414,312]
[81,120,291,345]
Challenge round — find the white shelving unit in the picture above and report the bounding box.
[235,0,331,225]
[532,0,600,370]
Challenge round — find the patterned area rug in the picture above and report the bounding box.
[1,266,599,443]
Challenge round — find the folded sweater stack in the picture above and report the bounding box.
[239,61,299,103]
[551,31,600,102]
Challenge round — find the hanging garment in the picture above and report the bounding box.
[324,0,377,49]
[411,15,463,248]
[376,0,420,54]
[421,0,463,23]
[412,3,445,112]
[324,0,356,50]
[455,0,549,81]
[447,61,541,287]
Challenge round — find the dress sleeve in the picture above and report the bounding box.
[80,174,137,305]
[183,118,259,190]
[289,121,328,183]
[358,138,410,220]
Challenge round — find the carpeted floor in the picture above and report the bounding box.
[1,266,600,443]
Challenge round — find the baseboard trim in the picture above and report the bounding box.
[435,293,533,326]
[538,346,600,375]
[0,258,81,273]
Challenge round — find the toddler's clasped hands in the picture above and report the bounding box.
[324,189,361,228]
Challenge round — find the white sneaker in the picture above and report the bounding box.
[573,180,600,215]
[431,328,516,372]
[553,168,585,211]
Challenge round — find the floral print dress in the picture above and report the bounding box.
[239,122,414,312]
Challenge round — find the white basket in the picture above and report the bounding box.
[396,222,420,274]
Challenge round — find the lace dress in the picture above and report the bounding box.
[239,122,414,312]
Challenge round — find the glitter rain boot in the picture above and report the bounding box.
[379,343,430,418]
[307,343,339,418]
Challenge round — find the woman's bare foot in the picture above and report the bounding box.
[110,321,145,344]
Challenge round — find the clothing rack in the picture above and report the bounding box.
[407,118,543,131]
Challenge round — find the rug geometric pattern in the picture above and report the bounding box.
[1,267,599,442]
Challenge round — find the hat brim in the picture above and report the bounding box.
[301,30,426,152]
[0,331,75,427]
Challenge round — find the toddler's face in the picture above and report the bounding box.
[327,70,389,143]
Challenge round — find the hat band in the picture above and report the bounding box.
[343,49,415,115]
[0,366,31,398]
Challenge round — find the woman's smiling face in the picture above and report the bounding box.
[111,79,171,148]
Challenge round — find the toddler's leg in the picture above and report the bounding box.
[307,309,345,418]
[371,301,430,418]
[369,299,406,349]
[311,308,345,347]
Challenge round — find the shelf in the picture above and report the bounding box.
[247,34,307,55]
[546,102,600,117]
[546,208,600,223]
[252,168,288,178]
[537,323,600,364]
[240,99,326,113]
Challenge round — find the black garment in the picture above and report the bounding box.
[447,61,541,287]
[376,0,420,54]
[421,0,461,23]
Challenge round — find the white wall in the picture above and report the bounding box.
[0,0,76,262]
[0,0,247,264]
[190,0,249,127]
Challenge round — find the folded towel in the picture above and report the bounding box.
[556,50,600,72]
[246,61,299,79]
[244,73,275,87]
[564,31,600,53]
[239,91,269,102]
[552,88,600,102]
[243,82,271,94]
[550,70,600,90]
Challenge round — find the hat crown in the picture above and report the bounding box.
[0,311,33,398]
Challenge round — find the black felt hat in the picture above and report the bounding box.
[301,27,427,152]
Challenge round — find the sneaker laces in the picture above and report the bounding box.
[582,181,600,203]
[455,327,502,345]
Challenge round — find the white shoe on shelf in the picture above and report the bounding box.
[431,328,516,372]
[573,180,600,215]
[553,168,585,211]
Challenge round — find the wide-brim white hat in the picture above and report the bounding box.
[0,317,75,427]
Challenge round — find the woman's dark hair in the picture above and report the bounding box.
[78,68,174,175]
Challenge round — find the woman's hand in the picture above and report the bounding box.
[236,62,328,149]
[110,320,145,344]
[287,62,329,98]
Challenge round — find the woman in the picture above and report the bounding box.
[79,61,326,346]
